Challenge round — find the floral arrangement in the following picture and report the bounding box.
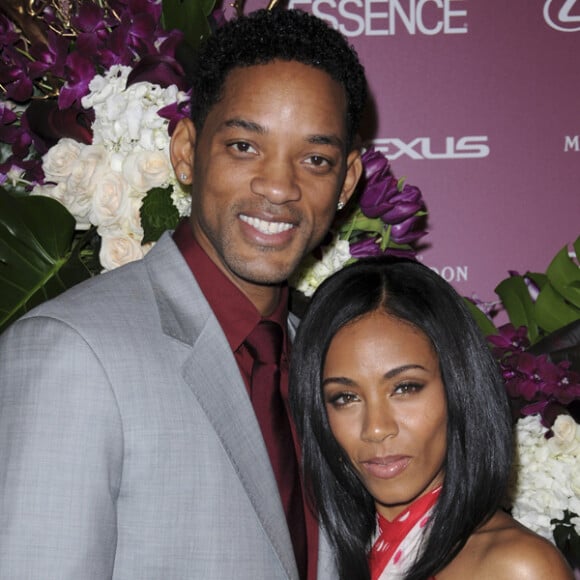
[510,414,580,551]
[0,0,211,329]
[468,237,580,567]
[0,0,428,331]
[33,65,191,271]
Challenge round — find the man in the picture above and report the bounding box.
[0,9,367,579]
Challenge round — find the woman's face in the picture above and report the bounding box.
[322,310,447,521]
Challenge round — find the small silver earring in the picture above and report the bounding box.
[179,172,188,182]
[337,200,345,210]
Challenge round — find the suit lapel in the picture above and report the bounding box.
[145,234,298,580]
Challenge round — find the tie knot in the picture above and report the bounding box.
[245,321,283,365]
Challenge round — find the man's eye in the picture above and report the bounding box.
[306,155,332,168]
[229,141,256,154]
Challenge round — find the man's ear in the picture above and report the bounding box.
[338,149,364,207]
[170,118,196,184]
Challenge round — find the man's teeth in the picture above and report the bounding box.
[240,215,293,235]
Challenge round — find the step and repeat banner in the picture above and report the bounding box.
[246,0,580,303]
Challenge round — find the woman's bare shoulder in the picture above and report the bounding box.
[439,510,574,580]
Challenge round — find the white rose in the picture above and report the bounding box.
[67,145,108,196]
[552,414,578,444]
[122,150,171,192]
[123,195,145,237]
[42,138,82,183]
[99,233,144,271]
[60,186,93,224]
[31,181,68,203]
[88,169,131,228]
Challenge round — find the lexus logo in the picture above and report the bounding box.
[544,0,580,31]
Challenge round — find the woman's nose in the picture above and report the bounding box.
[361,403,398,443]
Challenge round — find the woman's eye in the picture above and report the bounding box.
[327,392,358,407]
[393,382,424,395]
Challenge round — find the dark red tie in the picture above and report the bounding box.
[245,321,307,579]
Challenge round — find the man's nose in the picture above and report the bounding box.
[250,158,300,203]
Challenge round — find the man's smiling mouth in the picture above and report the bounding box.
[240,214,294,235]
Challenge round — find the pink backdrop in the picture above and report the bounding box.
[246,0,580,304]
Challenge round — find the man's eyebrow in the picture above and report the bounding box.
[222,118,344,149]
[306,134,345,149]
[223,118,266,134]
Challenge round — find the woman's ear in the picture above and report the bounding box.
[170,118,197,185]
[338,149,364,208]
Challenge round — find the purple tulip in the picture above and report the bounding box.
[384,247,417,259]
[390,214,428,245]
[361,147,391,177]
[359,147,425,225]
[349,238,383,258]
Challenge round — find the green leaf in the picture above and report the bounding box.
[535,282,580,334]
[0,188,92,334]
[545,242,580,309]
[463,298,498,337]
[140,187,180,245]
[495,276,539,342]
[525,272,548,291]
[338,214,383,235]
[162,0,215,52]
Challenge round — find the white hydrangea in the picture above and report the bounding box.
[33,65,191,271]
[290,236,352,297]
[509,414,580,542]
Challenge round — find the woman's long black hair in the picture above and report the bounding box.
[289,257,513,580]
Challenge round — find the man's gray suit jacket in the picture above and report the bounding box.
[0,232,337,579]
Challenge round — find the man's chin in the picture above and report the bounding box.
[229,259,296,287]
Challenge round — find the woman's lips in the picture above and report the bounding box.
[360,456,411,479]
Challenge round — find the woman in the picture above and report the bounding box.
[290,257,573,580]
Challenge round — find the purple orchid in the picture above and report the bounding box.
[28,31,68,80]
[499,345,580,427]
[58,52,96,109]
[488,324,530,357]
[0,50,34,103]
[158,98,191,136]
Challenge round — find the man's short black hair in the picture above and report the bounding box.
[189,8,367,149]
